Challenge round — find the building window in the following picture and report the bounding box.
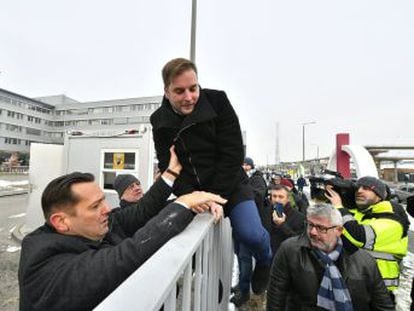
[116,105,131,112]
[26,128,41,136]
[5,137,21,145]
[0,95,12,104]
[54,121,64,127]
[6,124,22,132]
[101,150,139,191]
[11,99,24,108]
[88,119,100,126]
[100,119,112,125]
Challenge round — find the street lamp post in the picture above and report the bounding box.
[302,121,316,161]
[311,143,320,160]
[190,0,197,62]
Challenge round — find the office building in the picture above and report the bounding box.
[0,88,161,156]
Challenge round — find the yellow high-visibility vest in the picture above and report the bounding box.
[341,201,408,291]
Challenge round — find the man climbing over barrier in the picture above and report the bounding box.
[151,58,273,295]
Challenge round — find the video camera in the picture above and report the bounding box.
[309,169,357,209]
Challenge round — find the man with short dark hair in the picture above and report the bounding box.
[278,178,309,215]
[325,176,410,298]
[269,185,305,256]
[113,174,143,208]
[18,148,225,311]
[151,58,272,295]
[267,203,394,310]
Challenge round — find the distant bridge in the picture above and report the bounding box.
[270,143,414,182]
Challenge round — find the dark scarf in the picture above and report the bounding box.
[315,238,354,311]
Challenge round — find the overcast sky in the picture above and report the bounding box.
[1,0,413,164]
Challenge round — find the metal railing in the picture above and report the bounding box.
[94,213,234,311]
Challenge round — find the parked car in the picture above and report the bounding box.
[392,183,414,203]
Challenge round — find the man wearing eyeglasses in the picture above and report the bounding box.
[267,203,394,310]
[325,176,409,301]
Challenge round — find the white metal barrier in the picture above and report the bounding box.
[94,213,234,311]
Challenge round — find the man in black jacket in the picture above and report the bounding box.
[269,185,305,257]
[267,203,394,311]
[18,148,225,311]
[151,58,272,294]
[113,174,143,208]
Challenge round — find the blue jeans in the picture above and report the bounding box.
[235,242,253,295]
[230,200,272,266]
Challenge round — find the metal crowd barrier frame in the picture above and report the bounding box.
[94,213,233,311]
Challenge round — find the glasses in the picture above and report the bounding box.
[305,220,337,234]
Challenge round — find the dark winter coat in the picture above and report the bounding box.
[150,88,253,214]
[270,203,305,256]
[119,198,137,209]
[297,177,307,189]
[292,192,309,214]
[249,170,270,231]
[18,179,194,311]
[267,234,394,311]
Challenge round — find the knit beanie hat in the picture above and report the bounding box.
[356,176,387,200]
[243,157,254,169]
[113,174,140,198]
[280,178,294,189]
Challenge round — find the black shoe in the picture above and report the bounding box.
[251,264,270,294]
[230,291,250,307]
[231,284,239,294]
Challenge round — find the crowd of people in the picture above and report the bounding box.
[18,57,411,311]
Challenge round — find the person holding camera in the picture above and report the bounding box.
[325,176,410,302]
[269,184,305,257]
[267,203,394,310]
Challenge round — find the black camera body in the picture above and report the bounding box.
[309,170,357,209]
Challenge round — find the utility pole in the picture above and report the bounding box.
[190,0,197,62]
[302,121,316,161]
[275,122,280,165]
